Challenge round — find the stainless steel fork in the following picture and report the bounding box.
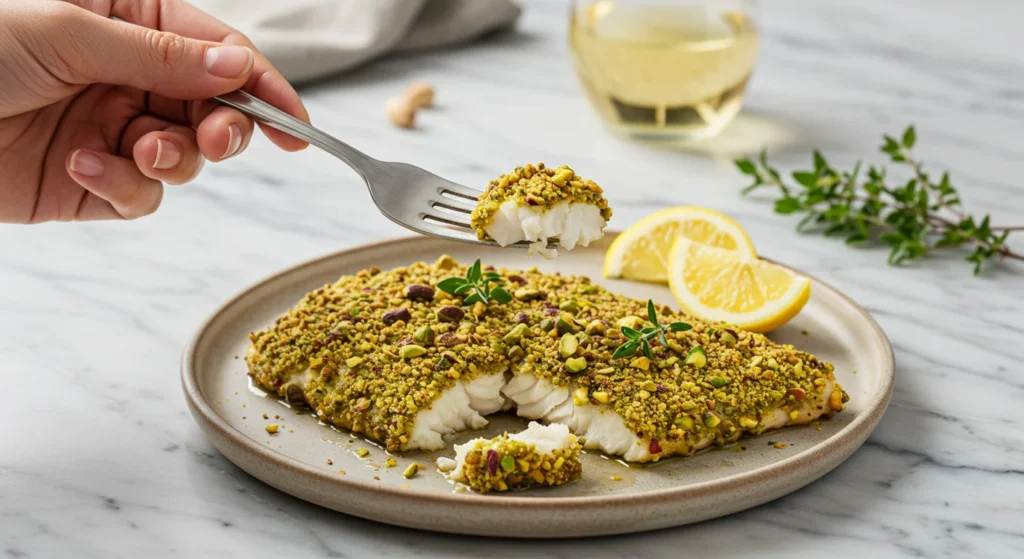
[214,90,532,248]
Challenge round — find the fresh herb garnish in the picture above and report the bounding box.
[612,300,692,360]
[735,126,1022,275]
[436,259,512,305]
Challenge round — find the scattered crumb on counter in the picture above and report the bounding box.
[326,458,333,465]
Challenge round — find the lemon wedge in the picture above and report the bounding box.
[603,206,756,283]
[667,237,810,332]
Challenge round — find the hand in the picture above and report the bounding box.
[0,0,310,223]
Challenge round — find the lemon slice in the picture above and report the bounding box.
[667,237,810,332]
[603,207,756,283]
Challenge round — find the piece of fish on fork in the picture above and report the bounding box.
[214,90,546,248]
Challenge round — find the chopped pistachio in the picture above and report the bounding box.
[345,356,364,368]
[385,457,398,468]
[630,356,650,371]
[573,387,590,406]
[617,316,643,330]
[500,455,515,472]
[558,300,580,314]
[585,319,606,336]
[556,313,579,334]
[403,463,420,479]
[399,344,427,359]
[565,357,588,373]
[559,333,579,358]
[513,288,542,301]
[719,329,738,346]
[592,391,610,404]
[685,346,707,368]
[503,323,530,345]
[265,424,279,434]
[704,412,721,428]
[709,376,728,388]
[413,324,435,345]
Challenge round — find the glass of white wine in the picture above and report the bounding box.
[569,0,760,141]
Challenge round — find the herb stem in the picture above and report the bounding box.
[735,126,1021,275]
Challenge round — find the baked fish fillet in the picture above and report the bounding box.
[246,256,848,463]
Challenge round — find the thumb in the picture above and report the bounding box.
[53,6,253,100]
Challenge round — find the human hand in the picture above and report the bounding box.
[0,0,310,223]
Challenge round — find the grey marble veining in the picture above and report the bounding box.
[2,1,1023,557]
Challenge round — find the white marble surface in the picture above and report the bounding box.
[3,0,1023,557]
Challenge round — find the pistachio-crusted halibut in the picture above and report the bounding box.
[470,163,612,256]
[246,255,848,464]
[439,422,582,493]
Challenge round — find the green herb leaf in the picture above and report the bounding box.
[735,159,757,175]
[774,197,803,215]
[792,171,818,188]
[466,259,482,284]
[438,260,515,305]
[490,286,512,304]
[436,277,466,295]
[902,125,916,149]
[612,340,639,360]
[612,301,691,361]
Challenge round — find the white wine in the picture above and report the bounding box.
[570,1,759,139]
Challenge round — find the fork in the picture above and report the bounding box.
[214,90,536,248]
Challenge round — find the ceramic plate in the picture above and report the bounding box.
[182,234,894,537]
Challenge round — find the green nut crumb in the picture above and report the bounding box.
[399,344,426,359]
[403,463,420,479]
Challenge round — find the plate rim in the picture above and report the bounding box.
[181,233,895,510]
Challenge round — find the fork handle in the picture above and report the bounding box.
[213,90,377,176]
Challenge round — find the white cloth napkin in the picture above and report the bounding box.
[190,0,523,84]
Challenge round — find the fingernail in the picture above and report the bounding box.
[204,46,253,79]
[70,150,104,177]
[153,139,182,170]
[223,123,243,159]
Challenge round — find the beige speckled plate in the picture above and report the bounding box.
[182,234,894,538]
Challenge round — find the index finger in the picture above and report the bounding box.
[110,0,310,151]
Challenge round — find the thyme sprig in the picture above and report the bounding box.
[735,126,1022,275]
[436,259,512,305]
[612,300,692,360]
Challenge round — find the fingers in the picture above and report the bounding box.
[129,125,206,185]
[44,3,255,100]
[196,106,254,162]
[111,0,311,151]
[66,150,164,220]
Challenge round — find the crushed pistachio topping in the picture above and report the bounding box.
[246,256,848,458]
[469,163,613,241]
[456,433,582,494]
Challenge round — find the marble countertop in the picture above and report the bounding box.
[3,0,1022,557]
